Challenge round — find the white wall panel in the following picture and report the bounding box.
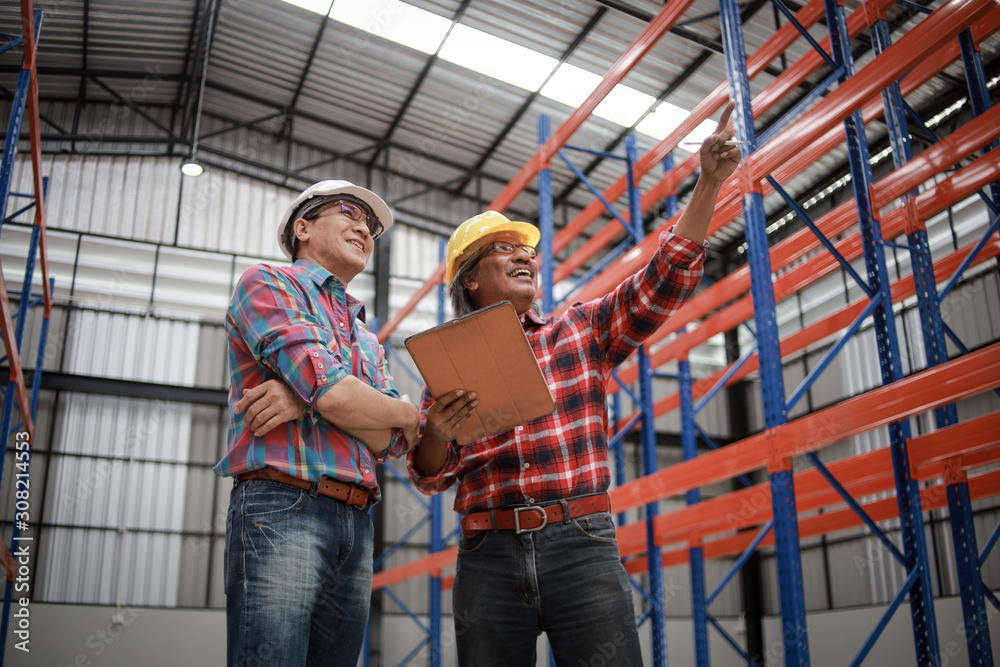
[7,153,181,244]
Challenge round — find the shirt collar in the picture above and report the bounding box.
[292,259,368,323]
[521,306,546,329]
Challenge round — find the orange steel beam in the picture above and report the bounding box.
[0,267,34,438]
[552,0,901,282]
[556,10,1000,312]
[488,0,699,214]
[404,424,1000,589]
[372,546,458,591]
[609,340,1000,514]
[373,347,1000,589]
[607,115,1000,393]
[376,0,699,342]
[628,468,1000,573]
[560,22,1000,316]
[19,0,50,315]
[615,411,1000,556]
[749,0,995,182]
[613,233,1000,432]
[555,6,1000,287]
[550,0,835,259]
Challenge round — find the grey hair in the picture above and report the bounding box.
[448,259,481,318]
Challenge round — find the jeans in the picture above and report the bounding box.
[225,479,374,667]
[453,510,643,667]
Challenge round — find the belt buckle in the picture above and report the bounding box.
[513,506,547,534]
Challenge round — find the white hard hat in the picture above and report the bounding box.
[277,180,393,260]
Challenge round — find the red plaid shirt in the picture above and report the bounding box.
[407,230,705,514]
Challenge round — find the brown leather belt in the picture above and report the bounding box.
[235,467,372,509]
[461,493,611,535]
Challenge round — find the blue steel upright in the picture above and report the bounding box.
[0,12,49,667]
[824,0,940,662]
[625,134,668,667]
[871,11,993,665]
[665,149,709,666]
[718,0,809,665]
[538,115,554,314]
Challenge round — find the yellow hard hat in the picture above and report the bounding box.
[444,211,540,284]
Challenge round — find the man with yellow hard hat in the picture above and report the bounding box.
[407,103,741,666]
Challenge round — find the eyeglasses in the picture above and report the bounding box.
[311,200,384,240]
[479,241,537,259]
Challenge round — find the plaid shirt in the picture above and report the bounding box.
[214,259,406,503]
[407,230,705,514]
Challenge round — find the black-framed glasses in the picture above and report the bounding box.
[311,200,384,240]
[480,241,537,259]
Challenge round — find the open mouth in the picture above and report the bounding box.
[347,239,365,252]
[508,267,533,279]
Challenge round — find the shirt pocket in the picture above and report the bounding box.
[358,356,379,387]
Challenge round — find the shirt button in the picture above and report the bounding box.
[312,351,320,357]
[522,463,530,469]
[516,426,524,431]
[339,322,345,328]
[363,468,370,474]
[527,497,535,504]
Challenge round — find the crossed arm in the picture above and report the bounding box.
[236,377,419,453]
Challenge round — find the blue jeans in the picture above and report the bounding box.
[225,479,374,667]
[453,510,643,667]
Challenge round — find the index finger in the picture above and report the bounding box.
[716,101,735,133]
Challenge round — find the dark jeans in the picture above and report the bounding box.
[225,479,374,667]
[453,511,643,666]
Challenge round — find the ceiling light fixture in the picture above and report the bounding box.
[181,0,218,177]
[180,160,205,177]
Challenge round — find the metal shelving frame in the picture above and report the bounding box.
[0,1,52,665]
[372,1,1000,665]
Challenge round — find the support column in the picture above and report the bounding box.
[719,0,809,663]
[825,0,940,662]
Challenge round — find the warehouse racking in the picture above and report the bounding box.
[370,0,1000,665]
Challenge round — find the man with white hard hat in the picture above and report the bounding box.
[214,179,417,667]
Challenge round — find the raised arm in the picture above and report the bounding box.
[672,101,740,244]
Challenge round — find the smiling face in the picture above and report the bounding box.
[293,205,374,284]
[461,233,538,315]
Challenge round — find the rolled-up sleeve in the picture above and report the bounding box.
[365,340,410,462]
[229,264,347,408]
[405,389,461,494]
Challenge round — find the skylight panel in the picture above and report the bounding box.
[279,0,698,138]
[439,24,557,91]
[540,64,601,108]
[594,85,655,127]
[281,0,330,14]
[635,101,689,141]
[329,0,451,54]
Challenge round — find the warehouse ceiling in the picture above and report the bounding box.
[1,0,998,266]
